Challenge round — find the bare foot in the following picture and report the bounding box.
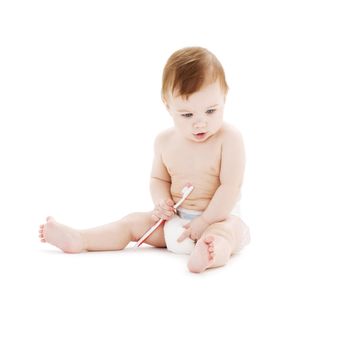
[187,235,216,273]
[38,216,84,253]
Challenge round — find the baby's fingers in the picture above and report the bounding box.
[154,209,172,221]
[151,214,159,222]
[157,207,175,219]
[177,230,190,243]
[163,209,175,218]
[166,199,175,207]
[159,203,175,216]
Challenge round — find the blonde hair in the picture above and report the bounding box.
[161,47,229,102]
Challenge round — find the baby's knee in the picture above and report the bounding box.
[122,211,161,242]
[201,224,235,254]
[203,222,233,240]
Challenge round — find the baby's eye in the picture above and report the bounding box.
[181,113,193,118]
[206,109,216,114]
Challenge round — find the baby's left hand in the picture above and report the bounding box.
[177,216,210,243]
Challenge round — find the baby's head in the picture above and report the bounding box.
[162,47,228,143]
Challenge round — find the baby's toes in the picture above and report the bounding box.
[208,251,215,261]
[38,225,46,239]
[38,232,46,242]
[46,216,54,223]
[204,235,215,244]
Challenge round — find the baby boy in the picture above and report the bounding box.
[38,47,250,273]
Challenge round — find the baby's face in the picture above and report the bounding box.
[165,80,226,143]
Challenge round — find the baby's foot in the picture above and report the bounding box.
[187,235,216,273]
[38,216,84,253]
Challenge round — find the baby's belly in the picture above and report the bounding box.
[170,174,220,211]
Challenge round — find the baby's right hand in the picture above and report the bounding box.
[151,198,176,222]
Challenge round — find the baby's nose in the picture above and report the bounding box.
[194,119,207,128]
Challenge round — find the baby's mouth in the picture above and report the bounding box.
[193,132,207,139]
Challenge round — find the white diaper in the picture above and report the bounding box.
[164,204,241,255]
[163,208,202,254]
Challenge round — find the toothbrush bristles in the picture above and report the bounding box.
[182,183,193,193]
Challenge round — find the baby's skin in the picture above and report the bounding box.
[150,123,247,271]
[39,80,250,273]
[39,217,84,254]
[38,216,247,273]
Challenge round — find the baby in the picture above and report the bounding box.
[38,47,250,273]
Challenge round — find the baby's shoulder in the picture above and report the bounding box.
[219,122,243,142]
[154,127,175,148]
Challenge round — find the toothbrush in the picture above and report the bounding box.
[134,183,194,248]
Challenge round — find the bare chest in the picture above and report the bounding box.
[162,140,222,178]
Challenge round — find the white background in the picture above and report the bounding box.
[1,0,349,349]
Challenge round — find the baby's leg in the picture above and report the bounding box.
[38,212,166,253]
[187,216,250,273]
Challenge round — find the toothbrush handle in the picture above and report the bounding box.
[173,189,192,209]
[134,218,164,247]
[135,199,183,247]
[135,185,193,248]
[174,199,184,209]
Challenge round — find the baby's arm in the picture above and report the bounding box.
[150,132,172,203]
[149,132,175,221]
[202,129,245,224]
